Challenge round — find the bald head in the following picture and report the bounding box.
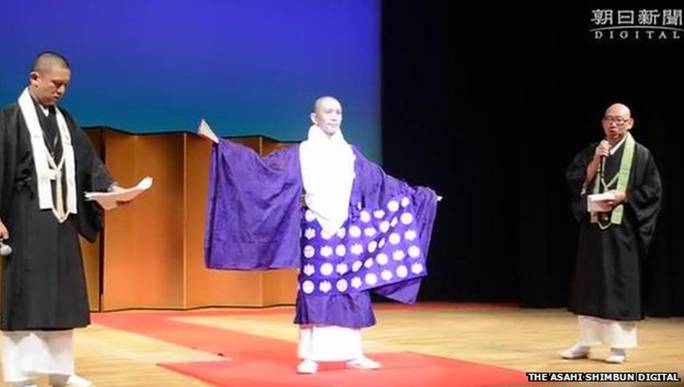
[311,96,343,136]
[28,51,71,106]
[31,51,70,74]
[604,103,631,119]
[313,96,341,114]
[601,102,634,145]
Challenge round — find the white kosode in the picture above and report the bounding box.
[299,125,356,235]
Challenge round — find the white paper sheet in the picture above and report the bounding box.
[587,191,616,213]
[85,177,153,210]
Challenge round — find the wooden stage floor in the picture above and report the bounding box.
[2,303,682,386]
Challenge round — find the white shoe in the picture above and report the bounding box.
[346,356,381,370]
[560,343,590,359]
[49,374,94,387]
[297,359,318,374]
[605,348,626,364]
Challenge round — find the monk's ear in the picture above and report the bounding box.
[310,112,318,125]
[29,71,40,86]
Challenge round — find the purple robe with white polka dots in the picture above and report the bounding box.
[205,139,438,328]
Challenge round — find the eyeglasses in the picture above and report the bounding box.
[602,116,630,125]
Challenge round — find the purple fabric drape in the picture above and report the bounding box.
[204,140,302,270]
[204,139,439,327]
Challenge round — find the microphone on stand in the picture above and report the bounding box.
[0,240,12,256]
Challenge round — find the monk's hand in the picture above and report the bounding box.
[605,190,626,208]
[108,184,132,207]
[594,200,614,213]
[0,219,9,240]
[593,140,610,162]
[596,190,626,211]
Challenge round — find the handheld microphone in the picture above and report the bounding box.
[0,240,12,256]
[598,139,610,177]
[597,140,611,223]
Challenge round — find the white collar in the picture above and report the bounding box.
[610,135,628,155]
[18,87,78,222]
[299,125,355,234]
[37,103,49,117]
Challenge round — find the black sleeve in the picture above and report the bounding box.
[628,147,662,254]
[0,106,20,219]
[63,110,115,241]
[565,144,595,222]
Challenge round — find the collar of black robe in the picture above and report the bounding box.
[30,96,61,159]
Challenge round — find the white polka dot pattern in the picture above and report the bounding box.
[336,263,349,275]
[337,279,348,292]
[320,263,333,276]
[360,211,371,223]
[351,243,364,255]
[408,246,421,258]
[303,245,315,259]
[351,277,362,289]
[298,194,428,296]
[320,246,333,258]
[305,210,316,222]
[335,245,347,257]
[392,250,406,261]
[376,253,389,265]
[367,240,378,253]
[303,280,315,294]
[303,264,315,276]
[400,213,413,225]
[319,281,332,293]
[304,227,316,240]
[352,260,363,272]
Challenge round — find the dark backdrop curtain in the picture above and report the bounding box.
[380,1,684,315]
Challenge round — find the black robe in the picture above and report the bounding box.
[0,101,113,331]
[565,138,662,321]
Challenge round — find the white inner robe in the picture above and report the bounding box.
[298,325,363,361]
[577,315,637,349]
[298,125,365,362]
[2,330,74,382]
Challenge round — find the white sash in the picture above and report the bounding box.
[17,88,77,222]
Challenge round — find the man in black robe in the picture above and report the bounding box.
[563,103,662,364]
[0,52,119,387]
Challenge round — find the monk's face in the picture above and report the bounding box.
[30,66,70,106]
[311,97,342,136]
[601,104,633,145]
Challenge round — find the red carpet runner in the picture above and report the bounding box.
[93,305,530,386]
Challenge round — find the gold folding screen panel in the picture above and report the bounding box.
[83,128,297,311]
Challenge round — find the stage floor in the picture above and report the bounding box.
[2,303,682,386]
